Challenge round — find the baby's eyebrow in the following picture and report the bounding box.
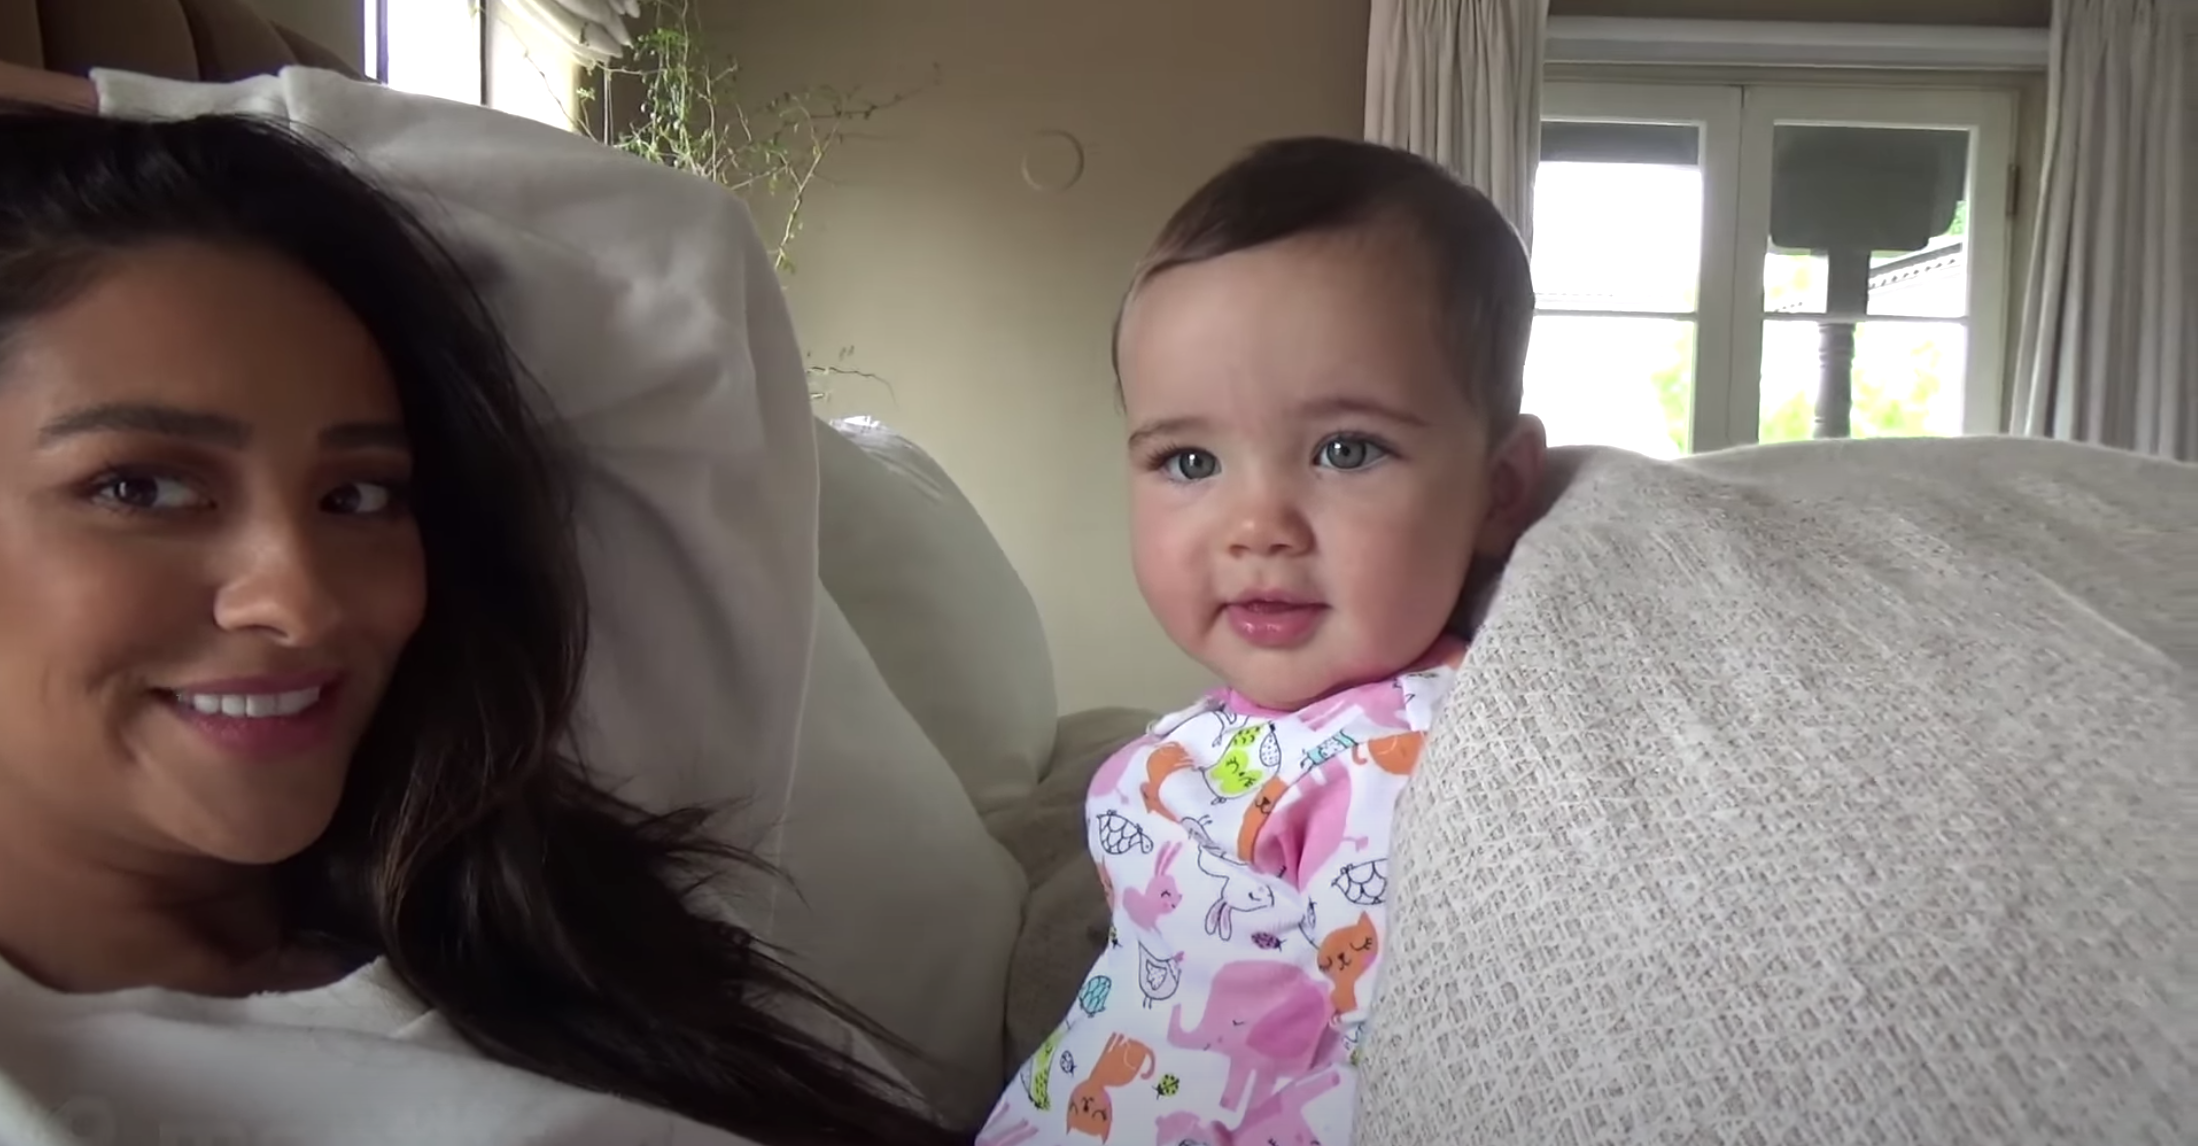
[1127,415,1206,450]
[1298,395,1429,427]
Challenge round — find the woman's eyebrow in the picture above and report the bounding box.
[35,403,407,451]
[321,421,408,450]
[37,401,247,448]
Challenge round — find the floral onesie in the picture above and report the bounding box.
[979,639,1465,1146]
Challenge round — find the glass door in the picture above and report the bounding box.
[1732,86,2018,445]
[1534,81,2019,454]
[1530,83,1742,457]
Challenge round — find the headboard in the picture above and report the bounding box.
[0,0,355,81]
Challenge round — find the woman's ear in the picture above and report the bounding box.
[1471,413,1548,559]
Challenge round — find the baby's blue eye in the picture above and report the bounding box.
[1164,449,1220,482]
[1317,437,1388,470]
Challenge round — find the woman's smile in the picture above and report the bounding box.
[159,669,348,762]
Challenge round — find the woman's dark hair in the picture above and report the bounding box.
[0,106,959,1146]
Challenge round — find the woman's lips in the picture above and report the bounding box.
[163,674,346,762]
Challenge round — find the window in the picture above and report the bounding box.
[1528,81,2017,455]
[364,0,484,105]
[365,0,579,130]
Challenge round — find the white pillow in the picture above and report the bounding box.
[817,417,1057,816]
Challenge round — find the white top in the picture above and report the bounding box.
[0,956,752,1144]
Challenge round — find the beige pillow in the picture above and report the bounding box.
[817,418,1058,816]
[770,593,1027,1127]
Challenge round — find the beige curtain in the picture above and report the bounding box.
[2010,0,2196,460]
[499,0,638,66]
[1364,0,1549,246]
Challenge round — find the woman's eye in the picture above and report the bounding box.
[1317,436,1389,471]
[93,473,206,512]
[1163,449,1220,482]
[323,481,404,516]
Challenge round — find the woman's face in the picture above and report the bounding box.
[0,242,425,871]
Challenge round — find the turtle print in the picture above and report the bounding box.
[1332,858,1388,906]
[1093,809,1155,856]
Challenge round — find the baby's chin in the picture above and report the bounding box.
[1217,655,1419,711]
[1196,616,1446,709]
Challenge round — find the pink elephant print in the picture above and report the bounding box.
[1233,1068,1344,1146]
[1147,1069,1343,1146]
[1166,958,1341,1111]
[1152,1110,1216,1146]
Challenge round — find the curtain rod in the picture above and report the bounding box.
[1546,16,2050,71]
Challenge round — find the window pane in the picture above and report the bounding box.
[1761,125,1972,320]
[1757,319,1966,444]
[488,13,579,129]
[1525,315,1694,458]
[1534,121,1704,314]
[383,0,482,105]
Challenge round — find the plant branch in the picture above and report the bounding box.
[584,0,929,397]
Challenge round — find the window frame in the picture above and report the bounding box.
[363,0,488,105]
[1540,81,1743,453]
[1731,84,2018,444]
[1538,78,2020,453]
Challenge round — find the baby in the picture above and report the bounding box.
[981,137,1545,1146]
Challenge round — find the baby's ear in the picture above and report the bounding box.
[1472,414,1548,560]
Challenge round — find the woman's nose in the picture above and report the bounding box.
[210,525,348,646]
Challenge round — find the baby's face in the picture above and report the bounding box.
[1118,225,1538,710]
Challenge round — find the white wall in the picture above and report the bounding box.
[701,0,1370,713]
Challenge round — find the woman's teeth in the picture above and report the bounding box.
[176,687,322,719]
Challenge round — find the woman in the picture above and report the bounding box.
[0,82,960,1146]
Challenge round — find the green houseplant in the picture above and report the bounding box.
[580,0,915,397]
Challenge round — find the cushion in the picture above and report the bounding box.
[985,706,1155,1066]
[768,592,1026,1127]
[1357,438,2196,1144]
[9,0,356,78]
[817,417,1057,816]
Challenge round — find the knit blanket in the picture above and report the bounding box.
[1357,437,2195,1145]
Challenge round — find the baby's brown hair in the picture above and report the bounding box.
[1117,136,1534,437]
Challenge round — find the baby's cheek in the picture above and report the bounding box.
[1337,531,1447,611]
[1134,564,1200,633]
[1339,532,1470,656]
[1129,533,1209,631]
